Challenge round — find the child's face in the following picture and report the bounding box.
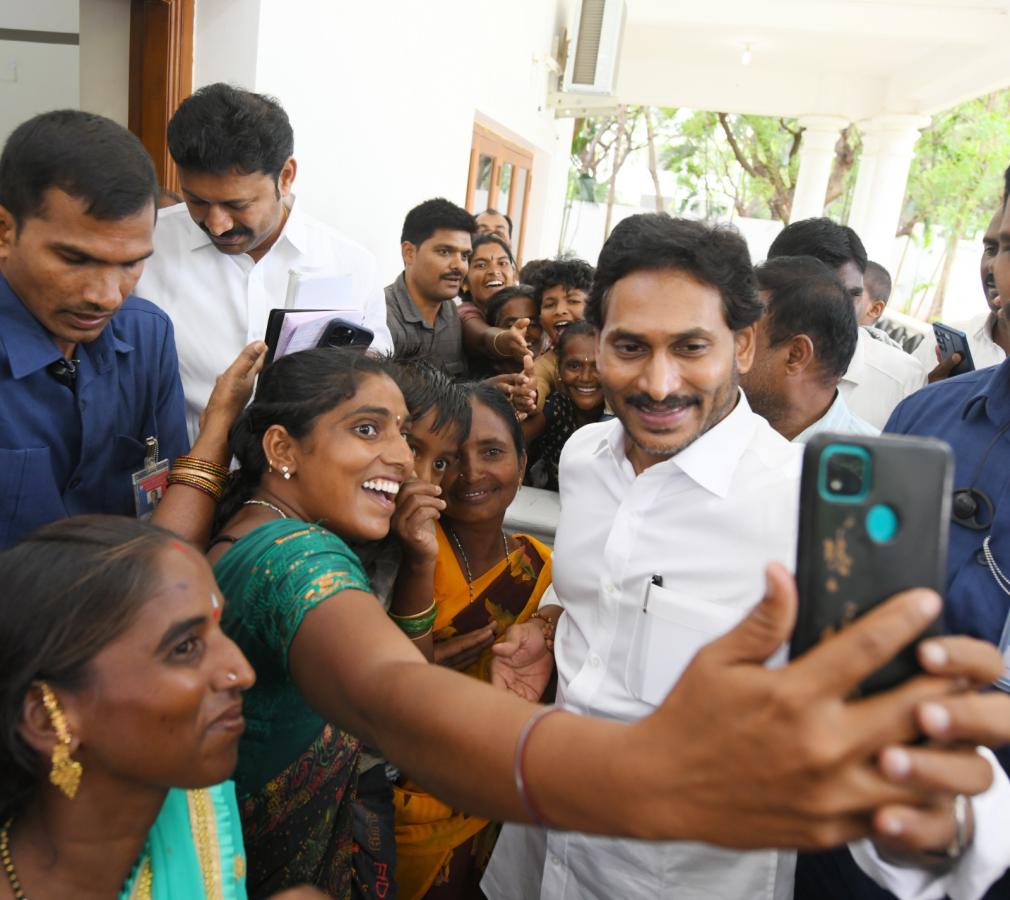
[405,407,461,486]
[497,296,543,353]
[559,333,604,413]
[539,284,587,343]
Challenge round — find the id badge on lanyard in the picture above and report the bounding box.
[131,436,170,519]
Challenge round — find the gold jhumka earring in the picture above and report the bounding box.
[39,682,82,800]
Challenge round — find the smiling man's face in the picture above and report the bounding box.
[597,268,755,474]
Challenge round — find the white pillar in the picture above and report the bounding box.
[789,116,850,223]
[847,114,931,270]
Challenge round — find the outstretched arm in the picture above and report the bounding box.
[287,563,1010,850]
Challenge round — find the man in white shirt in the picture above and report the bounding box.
[767,218,925,429]
[137,83,392,438]
[914,208,1009,379]
[483,214,1010,900]
[742,255,877,442]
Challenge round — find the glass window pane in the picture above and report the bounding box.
[511,168,528,256]
[473,154,493,212]
[498,162,513,208]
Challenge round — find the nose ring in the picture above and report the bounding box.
[226,672,238,682]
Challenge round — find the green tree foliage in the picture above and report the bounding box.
[901,91,1010,241]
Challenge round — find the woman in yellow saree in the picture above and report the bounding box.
[393,383,552,900]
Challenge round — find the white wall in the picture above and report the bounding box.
[194,0,261,90]
[0,1,79,146]
[193,0,575,282]
[79,0,130,126]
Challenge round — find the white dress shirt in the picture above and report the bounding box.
[482,391,1010,900]
[839,328,926,430]
[793,390,880,443]
[912,310,1007,374]
[136,199,393,439]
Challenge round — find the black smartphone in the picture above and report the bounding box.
[318,318,373,352]
[790,432,954,695]
[932,322,975,376]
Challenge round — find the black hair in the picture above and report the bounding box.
[863,260,892,304]
[400,197,476,246]
[1003,164,1010,208]
[518,257,552,286]
[471,232,516,267]
[556,319,597,359]
[460,381,525,458]
[767,217,868,274]
[389,359,471,442]
[588,214,762,332]
[217,348,390,525]
[167,83,294,184]
[0,110,157,230]
[532,257,595,312]
[477,208,513,237]
[0,516,180,820]
[754,256,858,382]
[486,284,536,328]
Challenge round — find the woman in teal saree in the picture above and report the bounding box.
[0,516,254,899]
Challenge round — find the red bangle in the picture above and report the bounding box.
[514,705,564,828]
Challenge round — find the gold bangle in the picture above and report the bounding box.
[491,330,508,358]
[166,472,225,500]
[389,600,437,622]
[409,627,433,641]
[173,455,230,479]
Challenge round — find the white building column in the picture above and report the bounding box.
[789,116,850,223]
[847,114,931,270]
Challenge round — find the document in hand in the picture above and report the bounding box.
[285,270,355,312]
[264,309,375,364]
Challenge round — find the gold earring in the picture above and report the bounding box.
[39,682,82,800]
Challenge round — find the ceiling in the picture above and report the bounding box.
[612,0,1010,121]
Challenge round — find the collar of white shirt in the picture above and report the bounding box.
[591,388,759,499]
[185,195,308,256]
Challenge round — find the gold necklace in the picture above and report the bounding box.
[1,820,27,900]
[0,819,152,900]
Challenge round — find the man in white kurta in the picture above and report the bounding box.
[483,214,1010,900]
[136,83,392,440]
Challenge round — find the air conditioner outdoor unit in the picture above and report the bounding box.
[562,0,626,95]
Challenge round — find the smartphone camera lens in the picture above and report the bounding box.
[826,452,866,497]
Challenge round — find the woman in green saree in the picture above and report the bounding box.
[0,516,255,900]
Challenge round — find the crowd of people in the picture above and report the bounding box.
[2,82,1010,900]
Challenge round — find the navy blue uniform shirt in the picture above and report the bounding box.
[0,273,188,546]
[887,360,1010,653]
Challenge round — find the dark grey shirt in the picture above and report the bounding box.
[385,272,468,378]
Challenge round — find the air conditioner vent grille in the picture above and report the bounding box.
[572,0,606,85]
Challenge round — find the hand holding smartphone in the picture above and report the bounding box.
[790,433,954,694]
[932,322,975,377]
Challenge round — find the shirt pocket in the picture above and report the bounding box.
[0,447,62,546]
[114,434,150,472]
[625,582,742,707]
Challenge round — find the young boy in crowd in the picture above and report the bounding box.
[530,257,595,409]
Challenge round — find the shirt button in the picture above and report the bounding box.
[589,653,602,668]
[78,399,87,410]
[549,854,562,866]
